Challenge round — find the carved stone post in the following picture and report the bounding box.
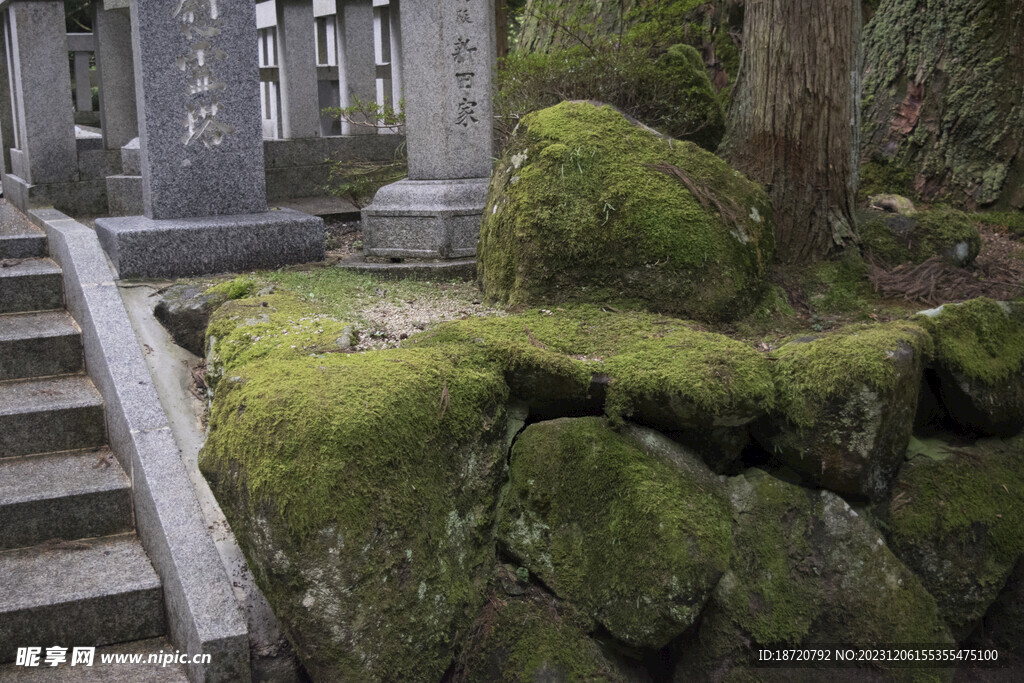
[362,0,495,260]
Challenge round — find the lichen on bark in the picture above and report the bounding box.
[861,0,1024,209]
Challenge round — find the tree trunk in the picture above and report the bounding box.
[722,0,862,263]
[860,0,1024,210]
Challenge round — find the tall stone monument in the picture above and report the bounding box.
[95,0,324,278]
[362,0,495,260]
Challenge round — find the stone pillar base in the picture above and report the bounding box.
[361,178,488,260]
[94,209,325,279]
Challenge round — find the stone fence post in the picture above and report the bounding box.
[0,0,79,210]
[362,0,495,260]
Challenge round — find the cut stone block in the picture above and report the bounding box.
[0,533,165,663]
[0,310,82,381]
[0,375,106,458]
[0,258,63,314]
[95,209,325,278]
[0,448,132,550]
[362,178,487,259]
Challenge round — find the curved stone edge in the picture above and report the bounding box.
[28,208,250,683]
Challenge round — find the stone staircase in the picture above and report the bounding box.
[0,218,184,677]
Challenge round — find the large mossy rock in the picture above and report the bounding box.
[918,298,1024,436]
[497,418,733,650]
[199,297,513,680]
[478,101,774,322]
[676,469,954,681]
[752,322,930,499]
[452,566,649,683]
[411,306,776,473]
[883,435,1024,638]
[858,206,982,267]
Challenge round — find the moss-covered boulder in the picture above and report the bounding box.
[752,322,931,499]
[883,435,1024,638]
[858,207,982,267]
[411,306,776,473]
[199,297,513,680]
[497,418,733,650]
[452,565,649,682]
[974,558,1024,656]
[676,470,954,681]
[478,101,774,322]
[918,298,1024,436]
[153,280,237,356]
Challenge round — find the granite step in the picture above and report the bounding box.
[0,533,166,663]
[0,206,46,259]
[0,375,106,458]
[0,448,132,551]
[0,258,63,314]
[0,310,83,381]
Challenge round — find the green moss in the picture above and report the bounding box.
[806,253,874,314]
[858,159,916,202]
[772,322,932,428]
[409,305,776,426]
[858,212,913,264]
[886,435,1024,632]
[456,579,629,682]
[918,298,1024,385]
[498,417,732,649]
[682,470,953,680]
[205,293,354,389]
[479,101,774,322]
[914,207,982,263]
[859,207,981,266]
[977,210,1024,237]
[205,275,255,301]
[199,340,510,679]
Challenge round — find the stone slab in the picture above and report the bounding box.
[276,0,321,138]
[6,1,78,185]
[0,203,45,258]
[0,257,63,314]
[95,208,325,278]
[0,447,133,550]
[0,309,83,380]
[122,138,141,175]
[0,533,165,663]
[95,5,139,151]
[0,374,106,458]
[131,0,267,219]
[334,255,477,281]
[362,177,487,259]
[2,172,110,217]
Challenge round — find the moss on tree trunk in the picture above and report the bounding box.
[721,0,862,264]
[860,0,1024,210]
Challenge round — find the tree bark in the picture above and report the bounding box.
[721,0,862,263]
[860,0,1024,210]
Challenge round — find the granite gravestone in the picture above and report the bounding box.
[95,0,323,278]
[361,0,495,260]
